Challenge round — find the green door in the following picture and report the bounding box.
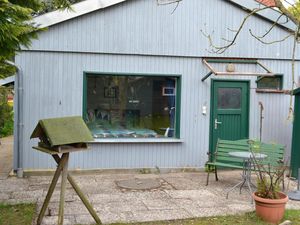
[210,80,249,156]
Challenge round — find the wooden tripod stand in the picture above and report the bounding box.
[34,147,101,225]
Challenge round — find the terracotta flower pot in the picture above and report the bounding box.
[253,192,289,224]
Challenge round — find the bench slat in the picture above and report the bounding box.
[207,139,284,170]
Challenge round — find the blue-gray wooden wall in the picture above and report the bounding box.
[15,0,297,170]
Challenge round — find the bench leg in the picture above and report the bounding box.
[206,169,210,186]
[215,166,219,181]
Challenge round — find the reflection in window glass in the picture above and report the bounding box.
[217,88,241,109]
[85,74,178,138]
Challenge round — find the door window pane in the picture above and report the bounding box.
[85,74,178,138]
[217,88,241,109]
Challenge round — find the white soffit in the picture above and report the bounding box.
[33,0,127,28]
[0,76,15,86]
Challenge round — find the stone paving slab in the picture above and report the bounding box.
[0,171,300,225]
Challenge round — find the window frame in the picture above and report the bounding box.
[256,74,284,93]
[82,71,182,141]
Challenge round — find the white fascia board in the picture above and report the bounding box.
[225,0,296,32]
[0,75,15,86]
[33,0,127,28]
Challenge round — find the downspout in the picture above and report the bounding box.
[10,60,23,178]
[17,68,24,177]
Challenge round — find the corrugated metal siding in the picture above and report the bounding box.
[15,52,294,169]
[28,0,299,59]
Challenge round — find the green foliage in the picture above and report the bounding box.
[249,140,286,199]
[0,0,41,78]
[256,176,280,199]
[0,86,14,137]
[0,61,16,79]
[289,0,300,21]
[37,0,83,15]
[0,0,81,78]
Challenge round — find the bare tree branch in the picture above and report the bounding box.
[202,6,271,54]
[249,29,293,44]
[253,13,288,39]
[156,0,182,14]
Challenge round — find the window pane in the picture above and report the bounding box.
[217,88,241,109]
[257,76,282,90]
[85,75,177,138]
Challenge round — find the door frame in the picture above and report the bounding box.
[209,79,250,158]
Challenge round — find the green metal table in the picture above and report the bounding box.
[33,146,101,225]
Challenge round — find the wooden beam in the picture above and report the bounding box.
[58,153,69,225]
[206,59,258,64]
[201,71,213,82]
[52,155,102,224]
[257,61,273,73]
[215,72,275,76]
[203,59,217,74]
[36,154,68,225]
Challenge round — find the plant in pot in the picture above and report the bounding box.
[250,141,289,224]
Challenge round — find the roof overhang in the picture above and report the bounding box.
[33,0,297,30]
[225,0,296,31]
[33,0,126,28]
[0,75,15,86]
[202,58,275,82]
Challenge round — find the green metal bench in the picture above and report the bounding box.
[206,139,250,185]
[206,139,285,186]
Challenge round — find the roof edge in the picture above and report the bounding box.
[225,0,296,31]
[33,0,126,28]
[34,0,296,31]
[0,75,15,86]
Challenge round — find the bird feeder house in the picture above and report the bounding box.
[30,116,93,152]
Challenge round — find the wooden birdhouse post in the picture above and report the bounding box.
[31,116,101,225]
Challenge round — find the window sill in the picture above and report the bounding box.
[256,89,286,94]
[89,138,184,143]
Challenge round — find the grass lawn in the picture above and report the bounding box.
[0,203,36,225]
[111,210,300,225]
[0,203,299,225]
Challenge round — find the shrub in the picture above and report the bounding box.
[0,87,14,137]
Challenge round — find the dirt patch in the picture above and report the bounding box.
[0,135,13,178]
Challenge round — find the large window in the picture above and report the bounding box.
[83,73,180,139]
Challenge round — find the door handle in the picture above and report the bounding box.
[214,119,222,129]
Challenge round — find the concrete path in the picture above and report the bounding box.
[0,136,13,179]
[0,171,300,225]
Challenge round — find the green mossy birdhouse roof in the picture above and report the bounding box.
[31,116,93,147]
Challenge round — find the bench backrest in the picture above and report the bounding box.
[214,139,285,169]
[214,139,250,167]
[251,142,285,168]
